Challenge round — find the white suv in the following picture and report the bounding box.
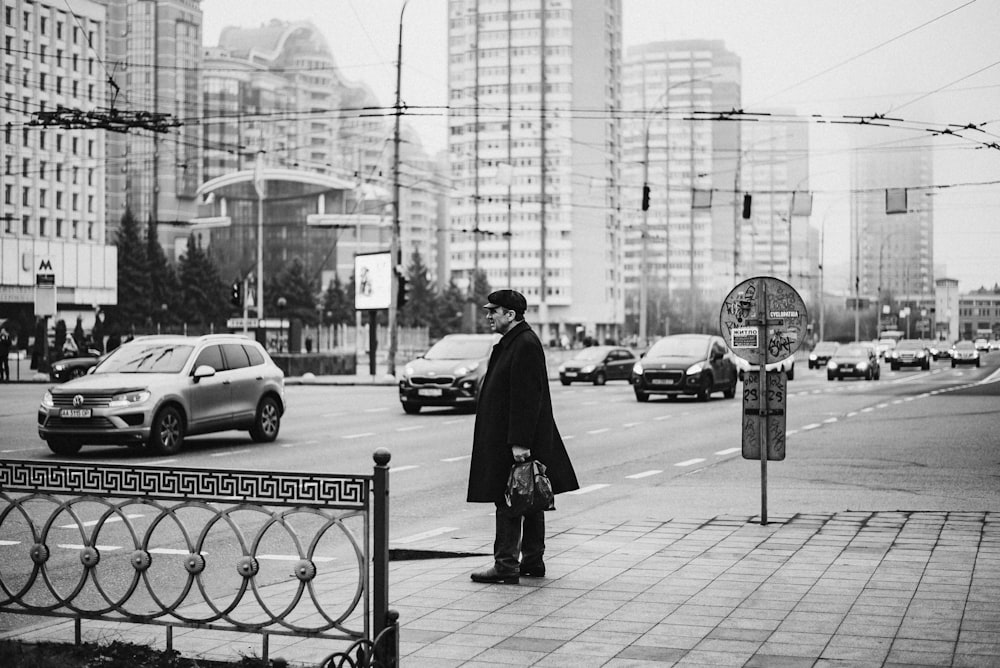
[38,334,285,455]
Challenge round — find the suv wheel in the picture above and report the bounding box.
[402,403,421,414]
[250,396,281,442]
[634,389,649,402]
[46,438,82,455]
[148,405,184,455]
[697,376,713,402]
[723,379,736,399]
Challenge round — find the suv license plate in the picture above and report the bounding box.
[651,378,672,385]
[60,408,92,418]
[417,388,443,397]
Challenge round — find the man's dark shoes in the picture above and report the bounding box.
[520,563,546,577]
[470,567,519,584]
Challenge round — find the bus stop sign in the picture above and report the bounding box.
[720,276,808,365]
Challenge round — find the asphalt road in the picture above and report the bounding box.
[2,356,999,635]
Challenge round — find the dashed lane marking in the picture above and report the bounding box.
[654,415,672,421]
[622,422,643,427]
[675,458,705,467]
[626,470,662,479]
[392,465,420,473]
[395,425,424,432]
[342,432,375,439]
[566,484,610,495]
[823,417,838,424]
[586,428,611,435]
[441,455,470,462]
[801,423,821,431]
[210,448,253,458]
[59,514,144,529]
[715,447,740,455]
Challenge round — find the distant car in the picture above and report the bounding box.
[558,345,636,385]
[630,334,737,402]
[398,333,499,414]
[974,338,990,353]
[808,341,839,369]
[950,341,980,368]
[928,342,951,360]
[38,334,285,456]
[826,342,880,381]
[49,348,103,382]
[887,339,930,371]
[876,338,897,361]
[990,340,1000,352]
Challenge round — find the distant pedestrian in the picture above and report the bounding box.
[468,289,579,584]
[0,327,11,381]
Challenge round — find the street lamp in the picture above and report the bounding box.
[637,74,717,347]
[277,296,287,352]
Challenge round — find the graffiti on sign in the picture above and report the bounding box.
[719,277,808,365]
[741,370,786,461]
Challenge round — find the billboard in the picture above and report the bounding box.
[354,251,392,311]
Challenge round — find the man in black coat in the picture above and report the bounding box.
[468,290,579,584]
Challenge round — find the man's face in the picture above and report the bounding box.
[485,306,515,335]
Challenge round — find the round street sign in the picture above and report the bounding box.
[719,276,808,365]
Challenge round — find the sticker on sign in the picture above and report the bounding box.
[731,327,758,348]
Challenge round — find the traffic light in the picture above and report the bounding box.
[230,280,242,307]
[742,193,752,219]
[641,184,651,211]
[397,275,409,309]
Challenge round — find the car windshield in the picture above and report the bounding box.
[839,345,869,357]
[95,343,194,373]
[955,341,974,350]
[571,347,612,362]
[424,338,494,360]
[813,342,838,354]
[646,337,707,358]
[898,339,923,348]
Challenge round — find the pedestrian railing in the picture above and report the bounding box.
[0,451,398,667]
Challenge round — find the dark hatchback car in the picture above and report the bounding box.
[826,342,880,381]
[399,333,499,414]
[950,340,980,367]
[558,345,636,385]
[887,339,930,371]
[49,349,104,382]
[630,334,737,402]
[808,341,839,369]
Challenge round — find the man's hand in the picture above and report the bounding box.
[511,444,531,463]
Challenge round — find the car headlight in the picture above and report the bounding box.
[889,351,898,359]
[404,365,414,377]
[632,362,643,375]
[686,361,707,375]
[808,354,818,361]
[826,360,837,369]
[916,351,925,358]
[580,364,596,374]
[856,362,869,370]
[52,363,65,372]
[42,391,54,408]
[108,390,151,407]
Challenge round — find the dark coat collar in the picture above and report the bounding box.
[496,321,530,349]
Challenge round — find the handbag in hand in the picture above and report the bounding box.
[505,460,555,516]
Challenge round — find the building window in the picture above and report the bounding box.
[22,187,29,205]
[39,217,48,236]
[87,222,94,240]
[56,192,63,209]
[71,193,78,210]
[56,219,64,237]
[3,184,11,204]
[22,215,30,234]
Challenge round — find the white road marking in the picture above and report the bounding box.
[394,527,458,544]
[441,455,470,462]
[395,425,424,432]
[210,448,254,458]
[715,448,740,455]
[364,407,390,413]
[323,412,346,418]
[0,540,20,546]
[256,554,335,563]
[342,432,375,439]
[786,430,799,437]
[392,465,420,473]
[622,422,643,428]
[626,470,662,479]
[674,458,705,467]
[654,415,672,421]
[563,435,576,440]
[846,412,858,418]
[566,484,610,495]
[876,403,889,408]
[59,514,145,529]
[586,428,610,435]
[823,417,838,424]
[58,544,121,551]
[147,459,178,466]
[861,407,874,413]
[801,423,821,431]
[442,419,467,425]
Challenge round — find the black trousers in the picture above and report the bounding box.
[493,502,544,573]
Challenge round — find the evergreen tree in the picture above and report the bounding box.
[178,235,227,328]
[270,257,318,326]
[434,279,467,339]
[469,270,493,333]
[322,274,353,325]
[113,208,150,332]
[399,250,436,328]
[147,216,181,328]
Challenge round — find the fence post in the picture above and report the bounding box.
[372,448,391,640]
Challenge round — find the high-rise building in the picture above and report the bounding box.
[199,20,445,290]
[100,0,203,236]
[850,131,934,317]
[738,112,811,285]
[447,0,624,344]
[1,0,116,329]
[622,40,741,337]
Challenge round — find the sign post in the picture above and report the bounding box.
[720,276,807,525]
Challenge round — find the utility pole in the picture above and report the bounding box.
[388,0,409,377]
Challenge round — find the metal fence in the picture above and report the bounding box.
[0,451,397,667]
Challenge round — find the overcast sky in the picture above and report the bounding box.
[201,0,1000,292]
